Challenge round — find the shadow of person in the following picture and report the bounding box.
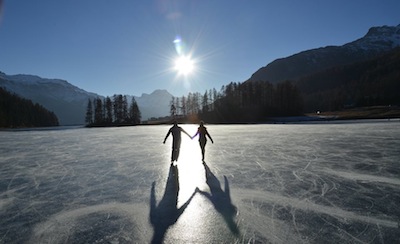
[197,162,240,235]
[150,165,196,244]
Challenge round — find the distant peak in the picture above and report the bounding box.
[151,89,169,94]
[365,25,400,37]
[140,89,171,97]
[8,74,43,83]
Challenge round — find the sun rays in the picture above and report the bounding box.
[133,15,229,95]
[174,55,195,76]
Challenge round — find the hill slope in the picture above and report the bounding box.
[248,25,400,83]
[297,47,400,112]
[0,72,173,125]
[0,87,59,127]
[0,72,99,125]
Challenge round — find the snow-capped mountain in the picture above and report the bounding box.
[0,72,100,125]
[0,72,173,125]
[248,24,400,83]
[129,89,173,121]
[0,73,99,103]
[346,25,400,51]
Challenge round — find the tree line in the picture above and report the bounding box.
[296,47,400,112]
[0,87,59,128]
[85,95,141,126]
[169,80,303,123]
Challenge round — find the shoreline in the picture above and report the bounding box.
[3,106,399,129]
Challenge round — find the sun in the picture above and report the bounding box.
[174,55,195,76]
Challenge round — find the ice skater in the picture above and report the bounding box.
[163,121,191,164]
[192,121,213,161]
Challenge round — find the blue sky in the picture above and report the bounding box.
[0,0,399,97]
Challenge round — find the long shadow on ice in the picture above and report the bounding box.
[149,164,196,244]
[197,162,240,235]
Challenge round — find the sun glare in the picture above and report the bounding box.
[176,131,207,207]
[174,55,194,76]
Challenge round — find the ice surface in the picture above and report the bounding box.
[1,121,400,243]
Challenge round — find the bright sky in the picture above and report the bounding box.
[0,0,399,97]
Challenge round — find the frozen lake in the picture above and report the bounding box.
[1,121,399,243]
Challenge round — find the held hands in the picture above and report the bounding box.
[164,136,213,143]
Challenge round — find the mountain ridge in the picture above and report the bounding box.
[248,24,400,83]
[0,72,173,125]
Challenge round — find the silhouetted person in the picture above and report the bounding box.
[192,121,213,161]
[163,121,191,164]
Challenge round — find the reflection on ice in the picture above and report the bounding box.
[0,122,399,243]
